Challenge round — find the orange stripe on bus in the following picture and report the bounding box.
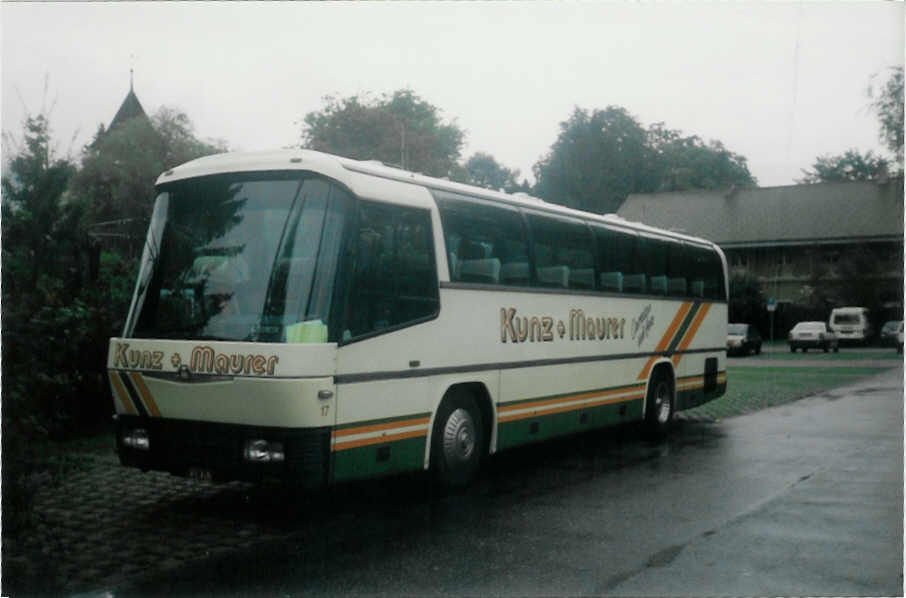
[678,371,727,387]
[129,372,161,418]
[498,393,644,423]
[332,416,431,438]
[676,376,705,388]
[671,304,712,368]
[331,428,427,452]
[637,302,692,380]
[109,372,136,415]
[497,384,645,413]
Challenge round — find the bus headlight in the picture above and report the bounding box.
[244,439,285,462]
[123,428,150,451]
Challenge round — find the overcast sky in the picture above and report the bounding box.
[2,2,903,187]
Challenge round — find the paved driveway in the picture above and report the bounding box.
[7,364,902,597]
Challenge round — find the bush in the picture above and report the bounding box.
[2,248,135,544]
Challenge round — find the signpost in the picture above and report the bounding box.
[767,297,777,342]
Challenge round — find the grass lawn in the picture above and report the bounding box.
[749,350,903,361]
[682,365,896,421]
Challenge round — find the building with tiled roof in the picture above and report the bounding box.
[618,177,904,323]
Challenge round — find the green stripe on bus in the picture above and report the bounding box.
[666,302,702,354]
[497,398,644,451]
[330,435,427,482]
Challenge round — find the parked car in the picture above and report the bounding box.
[727,323,762,356]
[897,322,903,355]
[879,320,902,347]
[828,306,872,345]
[788,321,839,353]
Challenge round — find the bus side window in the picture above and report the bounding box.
[526,213,594,290]
[600,271,623,293]
[436,194,529,287]
[639,237,669,296]
[594,225,637,294]
[668,277,687,296]
[705,250,726,300]
[458,240,501,284]
[688,244,725,301]
[344,202,438,339]
[667,242,689,298]
[397,209,439,321]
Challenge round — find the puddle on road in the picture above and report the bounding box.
[814,386,900,402]
[646,544,685,568]
[852,386,899,395]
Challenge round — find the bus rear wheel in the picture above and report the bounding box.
[431,392,483,488]
[644,369,675,439]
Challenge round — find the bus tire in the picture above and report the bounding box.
[431,391,483,488]
[644,368,674,439]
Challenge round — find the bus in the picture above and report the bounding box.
[108,149,728,489]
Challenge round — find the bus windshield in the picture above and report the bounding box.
[128,172,349,343]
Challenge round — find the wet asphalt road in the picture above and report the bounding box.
[108,364,904,598]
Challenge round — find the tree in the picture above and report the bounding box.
[300,89,465,178]
[728,272,767,333]
[534,106,756,214]
[833,244,888,316]
[797,149,889,183]
[70,106,226,256]
[534,106,649,214]
[462,152,521,192]
[2,111,83,541]
[868,66,904,165]
[2,114,77,292]
[646,123,756,192]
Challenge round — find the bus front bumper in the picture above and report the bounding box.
[116,415,331,488]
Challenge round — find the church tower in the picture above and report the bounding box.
[108,69,149,131]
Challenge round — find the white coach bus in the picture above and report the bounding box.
[108,149,728,488]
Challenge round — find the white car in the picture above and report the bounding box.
[788,321,839,353]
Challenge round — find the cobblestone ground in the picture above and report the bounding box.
[4,451,307,597]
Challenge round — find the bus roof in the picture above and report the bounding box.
[157,149,721,249]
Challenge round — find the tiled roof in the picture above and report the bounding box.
[617,178,904,247]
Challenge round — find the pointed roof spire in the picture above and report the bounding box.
[109,68,148,131]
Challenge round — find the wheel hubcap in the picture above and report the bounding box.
[443,408,476,466]
[654,382,672,424]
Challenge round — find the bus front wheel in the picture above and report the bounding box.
[431,392,483,488]
[644,370,675,439]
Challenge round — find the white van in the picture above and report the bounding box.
[828,307,873,344]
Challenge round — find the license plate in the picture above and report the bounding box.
[188,467,213,482]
